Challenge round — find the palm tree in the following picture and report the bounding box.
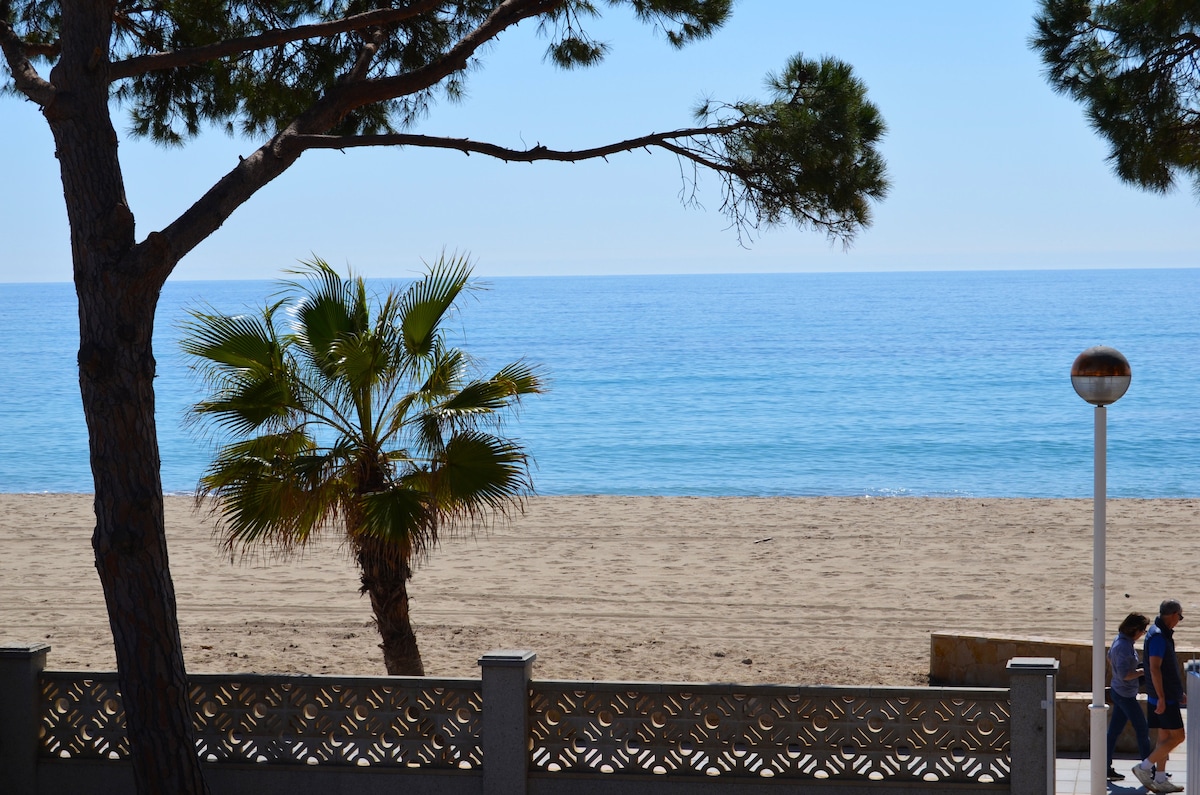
[181,254,544,675]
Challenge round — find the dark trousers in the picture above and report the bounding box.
[1107,691,1153,764]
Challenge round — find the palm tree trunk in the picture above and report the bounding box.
[355,535,425,676]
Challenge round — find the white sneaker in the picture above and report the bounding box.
[1133,764,1157,790]
[1154,779,1184,794]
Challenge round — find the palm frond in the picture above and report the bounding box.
[371,289,410,365]
[434,431,533,515]
[199,431,350,553]
[357,486,434,561]
[190,375,298,437]
[435,363,547,419]
[180,303,285,372]
[378,391,419,445]
[411,410,449,461]
[181,302,299,436]
[491,361,548,398]
[417,344,468,399]
[398,253,472,359]
[328,331,392,396]
[285,257,363,378]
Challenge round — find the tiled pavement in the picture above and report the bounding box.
[1057,746,1188,794]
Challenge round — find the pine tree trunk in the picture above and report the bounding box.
[355,535,425,676]
[79,271,209,795]
[46,4,210,791]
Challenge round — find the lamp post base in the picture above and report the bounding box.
[1090,702,1109,795]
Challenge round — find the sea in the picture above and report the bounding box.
[1,268,1197,498]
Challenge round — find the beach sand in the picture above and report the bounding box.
[2,494,1198,686]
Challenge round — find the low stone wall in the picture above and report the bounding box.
[930,632,1198,753]
[930,631,1200,692]
[930,633,1093,691]
[1057,691,1150,754]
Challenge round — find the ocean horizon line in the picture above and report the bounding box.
[8,490,1197,501]
[2,263,1198,287]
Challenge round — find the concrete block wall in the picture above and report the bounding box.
[930,633,1093,691]
[930,631,1200,693]
[1056,692,1151,754]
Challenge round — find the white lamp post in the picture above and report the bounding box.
[1071,345,1131,795]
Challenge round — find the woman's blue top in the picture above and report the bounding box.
[1109,632,1141,698]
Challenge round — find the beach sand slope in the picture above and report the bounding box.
[2,495,1197,686]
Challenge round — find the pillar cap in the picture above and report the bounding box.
[478,650,536,667]
[0,643,51,658]
[1007,656,1059,671]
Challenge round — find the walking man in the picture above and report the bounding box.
[1132,599,1186,793]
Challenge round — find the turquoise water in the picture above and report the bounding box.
[1,269,1197,497]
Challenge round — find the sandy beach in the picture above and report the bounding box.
[2,494,1198,686]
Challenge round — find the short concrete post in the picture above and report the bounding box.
[1008,656,1059,795]
[1185,664,1200,794]
[0,643,50,795]
[479,650,535,795]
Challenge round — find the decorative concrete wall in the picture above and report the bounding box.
[0,643,1059,795]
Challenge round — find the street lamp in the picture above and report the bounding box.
[1071,345,1131,795]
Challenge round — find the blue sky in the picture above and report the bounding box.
[2,1,1198,282]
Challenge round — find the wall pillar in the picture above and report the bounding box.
[479,649,535,795]
[1185,663,1200,794]
[1008,656,1059,795]
[0,643,50,795]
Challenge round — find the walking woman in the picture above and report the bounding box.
[1107,612,1152,782]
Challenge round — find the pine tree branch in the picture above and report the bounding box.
[288,124,751,162]
[655,139,728,172]
[23,42,59,58]
[0,17,55,104]
[151,0,567,266]
[108,0,447,80]
[1145,33,1200,75]
[332,0,564,110]
[346,26,385,83]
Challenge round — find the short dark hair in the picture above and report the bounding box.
[1119,613,1150,637]
[1160,599,1183,617]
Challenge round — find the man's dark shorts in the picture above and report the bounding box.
[1148,702,1185,731]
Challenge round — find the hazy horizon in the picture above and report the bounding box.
[3,2,1198,283]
